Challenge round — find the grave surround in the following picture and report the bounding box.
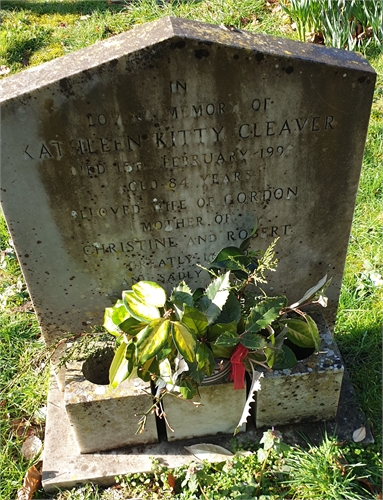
[0,17,376,345]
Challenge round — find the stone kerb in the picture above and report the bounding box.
[0,17,376,347]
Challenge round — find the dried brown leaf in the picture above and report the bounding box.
[356,477,379,496]
[17,463,42,500]
[167,472,176,492]
[10,418,34,438]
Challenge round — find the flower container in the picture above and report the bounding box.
[64,348,158,453]
[255,316,344,428]
[162,361,247,441]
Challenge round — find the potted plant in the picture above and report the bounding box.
[63,235,336,451]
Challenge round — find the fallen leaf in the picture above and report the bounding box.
[356,476,379,495]
[353,426,366,443]
[21,435,42,460]
[167,471,176,491]
[17,463,42,500]
[10,418,34,438]
[185,443,233,463]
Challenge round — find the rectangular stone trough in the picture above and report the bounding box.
[255,315,344,428]
[65,351,247,452]
[163,378,247,441]
[64,317,343,452]
[64,348,158,453]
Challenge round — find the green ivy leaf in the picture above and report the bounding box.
[271,344,297,370]
[246,296,287,333]
[132,281,166,307]
[215,293,242,324]
[137,357,159,382]
[215,331,240,347]
[239,224,258,253]
[210,343,236,359]
[284,316,320,350]
[136,318,170,364]
[207,321,237,342]
[103,301,129,336]
[123,290,161,322]
[182,306,209,338]
[198,271,231,325]
[264,345,286,368]
[109,341,135,388]
[171,321,198,363]
[178,378,198,400]
[118,316,145,336]
[209,247,251,270]
[196,343,216,376]
[240,333,268,350]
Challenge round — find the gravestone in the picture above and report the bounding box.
[0,18,375,343]
[0,16,375,491]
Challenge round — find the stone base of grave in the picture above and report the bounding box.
[42,363,373,493]
[64,347,246,452]
[64,349,158,453]
[255,315,344,428]
[162,381,246,441]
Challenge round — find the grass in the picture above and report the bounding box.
[334,46,383,443]
[0,0,290,75]
[0,0,382,499]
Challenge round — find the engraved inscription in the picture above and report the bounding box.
[24,83,333,288]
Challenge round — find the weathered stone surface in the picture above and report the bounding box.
[255,315,344,428]
[43,362,371,493]
[65,352,158,452]
[163,379,246,441]
[0,17,376,343]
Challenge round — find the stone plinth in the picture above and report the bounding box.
[163,379,246,441]
[65,349,158,453]
[255,316,344,428]
[43,360,371,493]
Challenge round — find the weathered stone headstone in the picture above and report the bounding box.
[0,17,375,344]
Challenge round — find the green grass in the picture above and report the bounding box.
[334,48,383,444]
[0,0,289,75]
[283,435,374,500]
[0,0,382,499]
[0,310,49,500]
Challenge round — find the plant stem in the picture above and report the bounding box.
[256,448,272,495]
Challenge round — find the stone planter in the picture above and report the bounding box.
[162,361,246,441]
[255,315,344,428]
[65,353,246,452]
[64,348,158,453]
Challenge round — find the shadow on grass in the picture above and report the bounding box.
[1,0,202,16]
[1,1,125,15]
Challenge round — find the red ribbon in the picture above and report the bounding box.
[229,343,248,390]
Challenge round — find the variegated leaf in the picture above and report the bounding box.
[171,321,197,363]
